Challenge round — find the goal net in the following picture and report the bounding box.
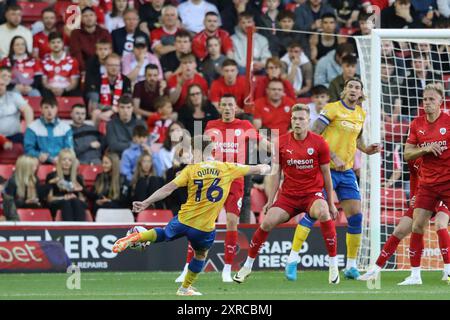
[355,29,450,270]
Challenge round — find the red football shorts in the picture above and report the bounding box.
[414,183,450,213]
[405,201,450,219]
[224,179,244,216]
[271,192,325,218]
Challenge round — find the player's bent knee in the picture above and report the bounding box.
[194,249,208,260]
[226,214,239,230]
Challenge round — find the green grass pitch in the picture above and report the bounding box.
[0,271,448,300]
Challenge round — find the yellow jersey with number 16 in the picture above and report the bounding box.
[318,100,366,171]
[172,161,250,232]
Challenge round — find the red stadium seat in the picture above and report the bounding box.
[55,209,94,222]
[78,164,102,187]
[37,165,55,182]
[137,210,173,223]
[0,143,24,164]
[296,97,312,105]
[19,1,49,24]
[55,1,72,21]
[25,96,42,118]
[381,187,407,209]
[57,97,84,119]
[17,208,53,221]
[98,120,107,135]
[0,164,15,179]
[339,27,358,35]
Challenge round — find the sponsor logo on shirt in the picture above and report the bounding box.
[419,140,448,151]
[286,158,314,170]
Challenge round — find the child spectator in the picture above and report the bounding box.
[1,36,43,97]
[2,155,43,221]
[328,54,358,102]
[91,152,130,214]
[307,85,330,126]
[146,96,174,144]
[46,149,87,221]
[130,151,165,208]
[120,124,151,182]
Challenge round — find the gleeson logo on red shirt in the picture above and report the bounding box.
[286,158,314,169]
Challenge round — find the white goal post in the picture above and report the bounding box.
[355,29,450,270]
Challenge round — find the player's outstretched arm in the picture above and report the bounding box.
[404,142,442,161]
[132,182,179,213]
[247,164,272,176]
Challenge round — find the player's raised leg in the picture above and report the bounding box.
[233,207,291,283]
[359,215,412,281]
[112,227,163,253]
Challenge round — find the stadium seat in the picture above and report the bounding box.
[381,187,406,209]
[17,208,53,222]
[95,209,135,223]
[78,164,102,188]
[19,1,49,24]
[136,209,173,223]
[339,27,358,35]
[55,1,72,21]
[57,97,84,119]
[296,97,312,105]
[26,96,42,118]
[37,165,55,182]
[55,209,94,222]
[0,143,24,164]
[0,164,15,179]
[98,120,107,135]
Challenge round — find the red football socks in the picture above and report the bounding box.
[409,232,424,268]
[248,228,269,259]
[376,235,401,267]
[320,219,337,257]
[224,230,238,264]
[437,228,450,264]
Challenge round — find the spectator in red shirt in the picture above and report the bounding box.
[42,32,80,98]
[1,36,43,97]
[133,63,168,119]
[167,53,208,111]
[253,56,296,100]
[146,96,174,144]
[192,11,234,61]
[150,5,181,57]
[69,7,112,72]
[209,58,246,111]
[33,8,63,60]
[0,134,13,150]
[253,78,296,135]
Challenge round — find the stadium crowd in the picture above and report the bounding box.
[0,0,449,222]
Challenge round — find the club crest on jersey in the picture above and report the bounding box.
[307,148,314,155]
[235,129,242,136]
[284,106,290,113]
[440,128,446,135]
